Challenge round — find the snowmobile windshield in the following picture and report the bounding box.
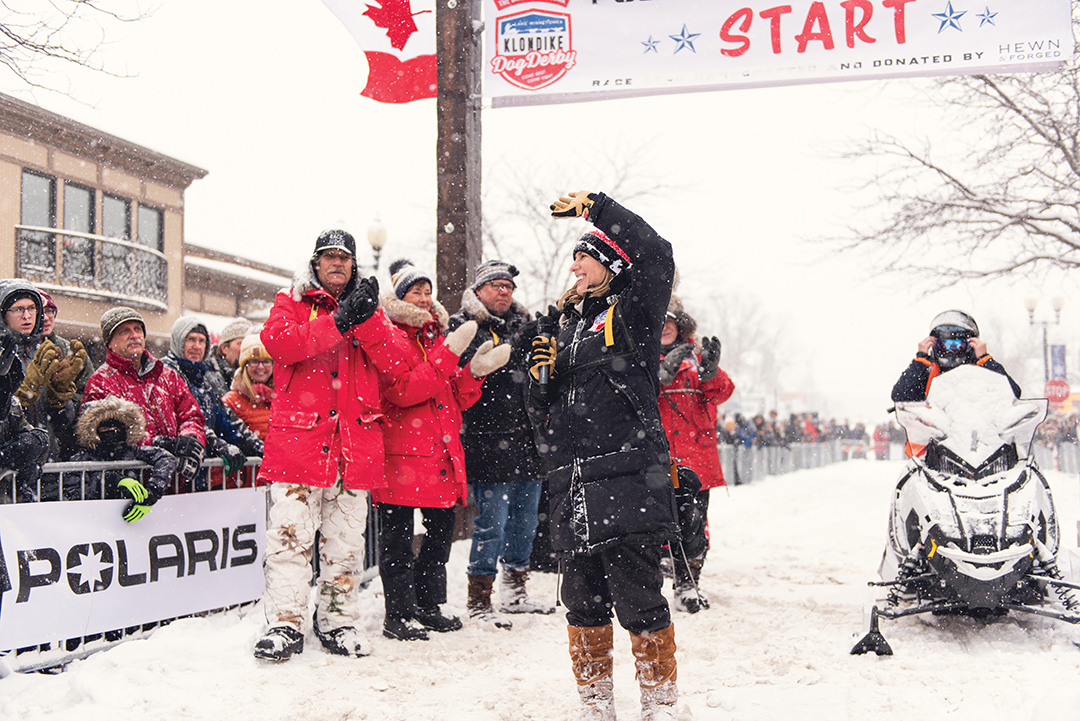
[894,364,1047,469]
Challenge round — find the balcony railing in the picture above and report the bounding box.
[15,225,168,310]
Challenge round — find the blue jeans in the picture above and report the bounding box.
[467,480,543,577]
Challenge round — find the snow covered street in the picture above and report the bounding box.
[4,458,1080,720]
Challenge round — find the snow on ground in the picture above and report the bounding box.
[4,459,1080,721]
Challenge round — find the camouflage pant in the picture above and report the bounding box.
[263,481,368,632]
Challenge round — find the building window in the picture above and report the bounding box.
[63,183,95,281]
[19,170,55,273]
[134,204,165,301]
[101,194,131,294]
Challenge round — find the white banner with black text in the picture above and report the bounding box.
[0,488,265,649]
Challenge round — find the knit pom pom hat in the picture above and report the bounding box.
[389,258,433,299]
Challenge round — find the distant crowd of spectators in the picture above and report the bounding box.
[716,411,873,448]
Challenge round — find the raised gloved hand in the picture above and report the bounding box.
[529,335,557,382]
[220,443,247,474]
[445,320,478,357]
[468,340,512,378]
[118,476,158,523]
[699,336,722,382]
[171,435,205,483]
[16,340,59,407]
[46,339,87,407]
[658,343,694,386]
[333,276,380,334]
[550,190,599,220]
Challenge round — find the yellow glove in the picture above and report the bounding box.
[550,190,598,220]
[47,340,86,407]
[529,335,557,382]
[15,340,58,407]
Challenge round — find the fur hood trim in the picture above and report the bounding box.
[77,395,146,449]
[289,256,358,303]
[381,293,449,331]
[457,288,530,325]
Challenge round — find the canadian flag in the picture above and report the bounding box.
[322,0,436,104]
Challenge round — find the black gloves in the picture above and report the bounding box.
[0,332,16,377]
[699,337,721,382]
[658,344,694,385]
[334,276,380,334]
[154,435,205,483]
[220,444,247,474]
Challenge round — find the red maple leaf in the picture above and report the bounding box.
[363,0,430,51]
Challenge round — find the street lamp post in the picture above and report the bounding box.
[367,217,387,273]
[1024,296,1066,382]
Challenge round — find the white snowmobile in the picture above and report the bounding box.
[852,364,1080,655]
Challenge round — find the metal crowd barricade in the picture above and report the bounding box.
[717,440,851,485]
[0,456,381,674]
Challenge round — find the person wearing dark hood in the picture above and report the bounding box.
[891,310,1020,403]
[657,295,734,615]
[373,259,510,641]
[527,191,680,721]
[254,230,411,662]
[81,306,207,492]
[0,329,48,503]
[162,316,262,486]
[449,259,552,629]
[0,279,83,463]
[68,396,177,521]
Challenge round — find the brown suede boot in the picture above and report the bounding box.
[569,624,616,721]
[466,574,511,630]
[630,624,677,721]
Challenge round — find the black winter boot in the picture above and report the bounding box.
[414,606,463,632]
[254,625,304,662]
[313,612,371,657]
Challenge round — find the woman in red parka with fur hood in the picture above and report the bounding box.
[373,259,510,642]
[657,295,734,615]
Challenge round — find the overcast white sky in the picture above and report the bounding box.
[5,0,1076,422]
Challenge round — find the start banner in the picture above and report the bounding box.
[483,0,1074,107]
[0,489,266,649]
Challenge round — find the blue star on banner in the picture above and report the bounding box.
[932,2,967,32]
[641,35,660,54]
[977,7,998,26]
[669,25,700,54]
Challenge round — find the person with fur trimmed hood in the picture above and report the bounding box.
[374,259,511,642]
[162,316,262,485]
[221,334,274,440]
[527,191,680,721]
[69,396,177,523]
[448,260,552,629]
[657,294,734,614]
[254,230,409,663]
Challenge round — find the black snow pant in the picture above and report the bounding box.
[377,503,456,621]
[561,542,671,635]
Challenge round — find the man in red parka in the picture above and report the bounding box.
[82,307,206,489]
[657,295,734,614]
[254,229,408,662]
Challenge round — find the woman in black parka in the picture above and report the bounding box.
[527,190,680,721]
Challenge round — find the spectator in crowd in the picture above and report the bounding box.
[69,396,176,522]
[892,310,1020,403]
[81,307,206,492]
[162,317,262,484]
[206,317,253,391]
[373,259,510,641]
[38,290,93,404]
[0,332,47,503]
[221,334,274,440]
[528,191,680,720]
[449,259,552,630]
[657,294,734,615]
[0,280,83,462]
[254,229,404,662]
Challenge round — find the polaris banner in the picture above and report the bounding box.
[483,0,1075,107]
[0,489,265,649]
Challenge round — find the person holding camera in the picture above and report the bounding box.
[891,310,1021,404]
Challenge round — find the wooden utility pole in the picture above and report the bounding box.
[435,0,482,315]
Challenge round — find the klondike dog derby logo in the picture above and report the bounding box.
[491,9,577,91]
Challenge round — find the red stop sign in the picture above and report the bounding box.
[1045,379,1070,403]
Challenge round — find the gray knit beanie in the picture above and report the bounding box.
[100,307,146,345]
[218,317,253,347]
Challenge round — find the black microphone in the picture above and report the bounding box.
[537,315,555,386]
